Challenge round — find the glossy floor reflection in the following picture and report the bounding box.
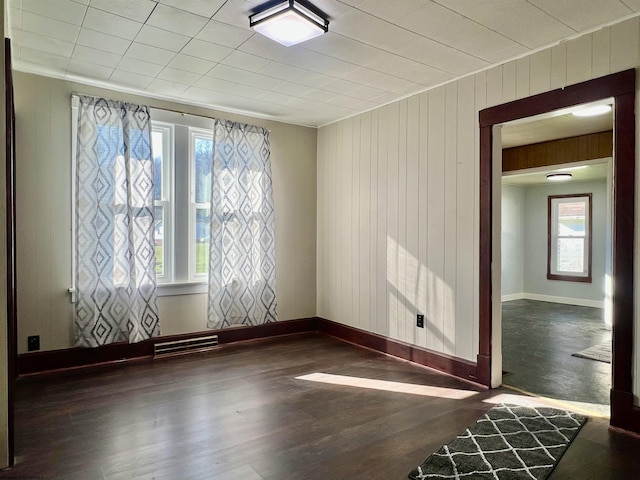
[502,299,611,416]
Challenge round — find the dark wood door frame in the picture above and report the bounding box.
[478,69,637,433]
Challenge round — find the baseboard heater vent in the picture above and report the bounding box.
[154,335,219,358]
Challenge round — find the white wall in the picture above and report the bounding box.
[501,184,524,299]
[14,72,318,353]
[316,16,640,393]
[523,180,607,306]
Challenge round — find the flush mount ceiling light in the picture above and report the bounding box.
[249,0,329,47]
[546,172,573,182]
[572,104,612,117]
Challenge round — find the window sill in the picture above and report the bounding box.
[157,282,208,296]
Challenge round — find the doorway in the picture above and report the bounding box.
[498,110,613,414]
[477,69,636,430]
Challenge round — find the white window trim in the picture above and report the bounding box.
[548,194,592,281]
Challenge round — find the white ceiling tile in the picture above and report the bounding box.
[428,18,528,62]
[270,81,314,98]
[158,0,227,18]
[325,94,376,111]
[117,56,164,77]
[398,36,489,75]
[194,75,269,99]
[207,64,284,90]
[71,0,90,4]
[257,90,297,105]
[73,44,122,67]
[110,68,155,88]
[83,7,143,41]
[20,46,70,70]
[435,0,575,49]
[21,11,80,43]
[135,25,191,52]
[301,33,383,66]
[125,42,176,66]
[157,67,202,85]
[66,58,114,80]
[147,4,209,37]
[365,52,453,85]
[77,28,131,55]
[529,0,633,31]
[22,0,87,25]
[210,0,255,29]
[257,61,306,81]
[88,0,156,23]
[343,66,419,94]
[181,39,233,63]
[294,70,335,88]
[18,29,75,57]
[357,0,433,23]
[221,51,271,72]
[168,54,215,74]
[321,78,385,101]
[147,78,190,96]
[299,88,339,103]
[196,20,253,48]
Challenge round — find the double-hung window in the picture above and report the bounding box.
[147,109,217,294]
[547,194,592,283]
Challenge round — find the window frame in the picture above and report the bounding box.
[547,193,593,283]
[151,122,174,284]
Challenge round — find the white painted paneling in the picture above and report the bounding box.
[316,15,640,371]
[566,34,593,85]
[426,87,446,353]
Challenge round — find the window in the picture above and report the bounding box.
[547,194,592,283]
[147,109,216,294]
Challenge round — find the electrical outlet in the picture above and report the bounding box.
[27,335,40,352]
[416,314,424,328]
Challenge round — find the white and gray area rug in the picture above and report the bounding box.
[572,339,611,363]
[408,404,587,480]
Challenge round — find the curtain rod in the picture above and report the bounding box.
[70,92,272,131]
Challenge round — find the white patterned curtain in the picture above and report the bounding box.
[75,95,160,347]
[207,120,277,329]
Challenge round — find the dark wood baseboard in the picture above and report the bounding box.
[316,319,481,386]
[610,388,640,434]
[18,317,483,388]
[17,318,317,377]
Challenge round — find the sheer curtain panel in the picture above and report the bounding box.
[75,95,160,347]
[207,120,277,329]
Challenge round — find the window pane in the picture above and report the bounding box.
[556,237,584,272]
[558,201,585,237]
[194,137,212,204]
[195,208,210,276]
[152,130,163,201]
[155,205,164,277]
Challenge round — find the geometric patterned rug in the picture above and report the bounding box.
[408,404,587,480]
[572,339,611,363]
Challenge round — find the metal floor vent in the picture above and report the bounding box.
[154,335,219,358]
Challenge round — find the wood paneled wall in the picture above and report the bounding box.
[503,131,613,172]
[317,16,640,371]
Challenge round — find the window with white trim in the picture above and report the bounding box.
[547,194,592,283]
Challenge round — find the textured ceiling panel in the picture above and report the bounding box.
[7,0,640,126]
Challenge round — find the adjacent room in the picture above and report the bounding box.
[2,0,640,478]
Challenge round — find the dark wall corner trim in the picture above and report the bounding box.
[316,318,481,386]
[610,389,640,433]
[17,318,318,377]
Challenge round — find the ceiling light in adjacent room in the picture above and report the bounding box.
[572,105,612,117]
[546,172,573,182]
[250,0,329,47]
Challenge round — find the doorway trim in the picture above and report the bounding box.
[477,69,636,431]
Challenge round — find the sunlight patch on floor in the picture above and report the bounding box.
[485,388,610,418]
[296,372,479,399]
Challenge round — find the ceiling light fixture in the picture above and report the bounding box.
[546,172,573,182]
[249,0,329,47]
[572,104,612,117]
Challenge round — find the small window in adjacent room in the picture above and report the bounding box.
[547,194,592,283]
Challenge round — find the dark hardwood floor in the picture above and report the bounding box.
[2,332,640,479]
[502,299,611,415]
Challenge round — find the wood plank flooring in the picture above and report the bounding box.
[2,333,640,479]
